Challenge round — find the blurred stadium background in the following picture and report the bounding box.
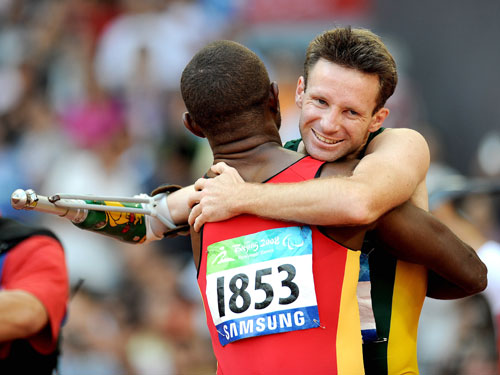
[0,0,498,373]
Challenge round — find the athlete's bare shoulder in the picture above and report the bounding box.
[366,127,429,161]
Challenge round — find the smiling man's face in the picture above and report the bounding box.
[296,58,388,161]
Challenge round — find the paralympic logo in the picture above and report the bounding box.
[282,234,305,251]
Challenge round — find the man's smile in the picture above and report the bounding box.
[311,128,343,145]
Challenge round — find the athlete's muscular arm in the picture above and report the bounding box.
[188,128,430,231]
[372,202,487,298]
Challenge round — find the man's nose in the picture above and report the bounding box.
[321,108,342,133]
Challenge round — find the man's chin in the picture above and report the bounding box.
[308,148,344,162]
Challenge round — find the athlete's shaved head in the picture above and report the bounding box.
[181,40,271,140]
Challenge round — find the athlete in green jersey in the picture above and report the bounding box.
[285,130,426,373]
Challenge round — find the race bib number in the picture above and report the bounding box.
[206,226,320,346]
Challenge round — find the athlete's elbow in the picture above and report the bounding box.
[472,262,488,294]
[345,199,380,225]
[463,260,488,296]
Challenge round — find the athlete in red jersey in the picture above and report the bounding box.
[198,157,365,374]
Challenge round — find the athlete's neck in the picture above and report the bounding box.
[211,141,302,182]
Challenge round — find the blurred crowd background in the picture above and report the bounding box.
[0,0,499,374]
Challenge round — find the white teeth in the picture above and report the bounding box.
[312,129,341,144]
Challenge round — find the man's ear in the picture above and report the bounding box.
[368,107,389,132]
[269,81,282,129]
[295,76,305,109]
[183,112,205,138]
[270,81,280,114]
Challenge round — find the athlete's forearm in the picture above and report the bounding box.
[233,178,375,226]
[167,185,194,225]
[374,202,487,297]
[426,271,480,299]
[189,166,391,232]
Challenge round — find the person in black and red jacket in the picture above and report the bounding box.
[0,216,69,374]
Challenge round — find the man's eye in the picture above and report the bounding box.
[348,110,358,116]
[316,98,327,105]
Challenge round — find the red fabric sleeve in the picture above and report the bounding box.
[2,235,69,353]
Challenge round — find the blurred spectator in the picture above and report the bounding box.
[94,0,224,92]
[40,98,142,296]
[418,163,500,374]
[477,130,500,178]
[0,216,69,374]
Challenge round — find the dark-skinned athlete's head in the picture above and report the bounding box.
[181,40,272,142]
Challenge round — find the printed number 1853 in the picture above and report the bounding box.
[216,264,299,318]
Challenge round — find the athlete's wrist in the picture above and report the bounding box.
[235,182,265,217]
